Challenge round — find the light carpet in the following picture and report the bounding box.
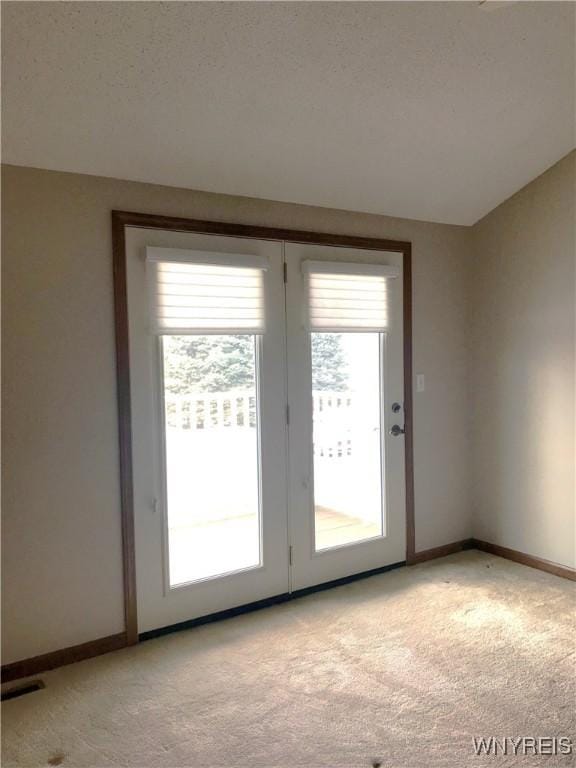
[2,552,575,767]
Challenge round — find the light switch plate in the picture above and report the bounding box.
[416,373,425,393]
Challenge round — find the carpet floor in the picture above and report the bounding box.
[2,551,575,767]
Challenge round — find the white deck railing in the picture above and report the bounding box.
[164,390,380,526]
[164,390,356,457]
[165,390,353,429]
[165,392,257,430]
[311,392,354,459]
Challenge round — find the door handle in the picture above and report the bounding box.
[389,424,405,437]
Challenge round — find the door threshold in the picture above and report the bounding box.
[139,560,405,641]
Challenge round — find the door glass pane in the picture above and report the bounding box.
[162,334,261,586]
[311,333,384,551]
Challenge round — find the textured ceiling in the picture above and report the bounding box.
[2,2,575,225]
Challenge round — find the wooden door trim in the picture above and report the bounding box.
[111,209,415,642]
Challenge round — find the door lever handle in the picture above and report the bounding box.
[389,424,405,437]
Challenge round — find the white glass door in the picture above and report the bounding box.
[127,230,406,633]
[126,228,288,633]
[285,244,406,591]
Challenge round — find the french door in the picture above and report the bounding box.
[285,244,405,590]
[126,227,405,634]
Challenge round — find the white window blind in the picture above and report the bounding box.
[303,260,399,332]
[146,247,267,334]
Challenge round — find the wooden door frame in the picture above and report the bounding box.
[111,210,414,644]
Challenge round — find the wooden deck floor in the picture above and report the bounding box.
[314,506,381,550]
[168,507,382,585]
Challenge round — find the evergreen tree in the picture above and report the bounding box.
[311,333,348,391]
[163,333,349,393]
[163,335,255,394]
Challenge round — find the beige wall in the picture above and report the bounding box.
[2,164,472,664]
[3,155,573,666]
[470,152,575,568]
